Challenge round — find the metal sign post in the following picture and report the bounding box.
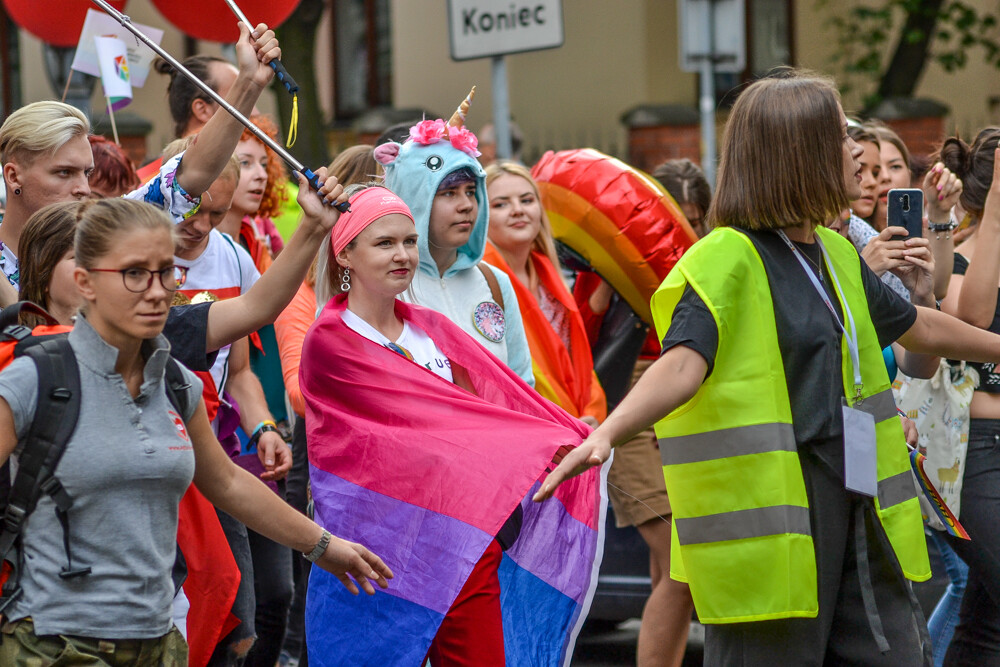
[679,0,745,189]
[447,0,564,161]
[491,55,512,160]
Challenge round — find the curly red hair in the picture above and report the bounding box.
[240,115,288,219]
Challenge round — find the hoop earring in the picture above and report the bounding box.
[340,267,351,292]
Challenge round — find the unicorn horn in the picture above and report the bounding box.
[447,86,476,130]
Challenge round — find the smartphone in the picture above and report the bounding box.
[888,188,923,241]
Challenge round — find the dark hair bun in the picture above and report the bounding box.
[938,136,969,179]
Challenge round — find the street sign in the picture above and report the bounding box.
[678,0,745,73]
[447,0,564,62]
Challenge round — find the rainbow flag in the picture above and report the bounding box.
[94,35,132,110]
[301,295,606,666]
[909,449,970,540]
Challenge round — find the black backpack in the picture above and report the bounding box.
[0,302,191,614]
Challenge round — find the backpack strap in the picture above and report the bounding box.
[221,231,245,292]
[0,301,60,331]
[0,337,84,609]
[163,357,192,419]
[477,262,505,311]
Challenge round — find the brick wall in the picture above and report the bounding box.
[627,125,701,173]
[883,116,946,160]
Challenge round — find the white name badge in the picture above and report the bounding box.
[843,403,878,497]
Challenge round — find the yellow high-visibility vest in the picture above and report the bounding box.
[650,225,930,624]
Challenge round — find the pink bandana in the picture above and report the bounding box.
[330,187,414,255]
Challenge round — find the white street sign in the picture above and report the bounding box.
[678,0,746,73]
[448,0,564,61]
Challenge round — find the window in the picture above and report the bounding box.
[712,0,794,105]
[331,0,392,120]
[0,7,20,117]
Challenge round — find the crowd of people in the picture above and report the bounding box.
[1,19,1000,667]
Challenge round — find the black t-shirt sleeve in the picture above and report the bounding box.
[660,284,720,376]
[163,302,218,372]
[859,260,917,348]
[952,252,969,275]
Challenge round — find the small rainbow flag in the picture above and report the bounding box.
[909,449,970,540]
[94,35,131,111]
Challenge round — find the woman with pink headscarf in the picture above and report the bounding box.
[299,183,603,666]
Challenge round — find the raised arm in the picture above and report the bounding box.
[533,344,706,502]
[922,162,961,300]
[174,23,279,197]
[205,171,343,352]
[956,148,1000,328]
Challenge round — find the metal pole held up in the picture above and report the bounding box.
[88,0,347,211]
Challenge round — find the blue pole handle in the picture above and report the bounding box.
[302,167,350,212]
[269,60,299,95]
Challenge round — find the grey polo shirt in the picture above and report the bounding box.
[0,315,203,638]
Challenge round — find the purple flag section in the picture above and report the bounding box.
[301,296,606,665]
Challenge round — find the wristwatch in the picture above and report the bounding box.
[304,529,332,562]
[249,420,280,447]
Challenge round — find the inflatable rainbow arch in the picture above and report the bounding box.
[531,149,698,325]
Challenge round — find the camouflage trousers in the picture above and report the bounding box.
[0,618,188,666]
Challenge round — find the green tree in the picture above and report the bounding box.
[274,0,330,170]
[826,0,1000,109]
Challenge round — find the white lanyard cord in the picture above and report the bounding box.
[776,230,864,399]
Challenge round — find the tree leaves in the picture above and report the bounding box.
[826,0,1000,106]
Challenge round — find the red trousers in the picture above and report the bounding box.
[427,540,505,667]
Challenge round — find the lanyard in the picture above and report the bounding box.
[777,230,864,400]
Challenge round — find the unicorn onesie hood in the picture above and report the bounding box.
[377,88,534,385]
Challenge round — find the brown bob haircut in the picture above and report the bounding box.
[708,71,851,230]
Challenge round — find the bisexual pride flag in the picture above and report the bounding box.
[302,295,606,666]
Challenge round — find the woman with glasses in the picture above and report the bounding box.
[0,196,392,663]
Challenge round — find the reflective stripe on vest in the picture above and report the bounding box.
[658,422,796,466]
[675,505,811,545]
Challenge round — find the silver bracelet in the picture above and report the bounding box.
[304,529,332,562]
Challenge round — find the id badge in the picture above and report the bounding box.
[842,401,878,497]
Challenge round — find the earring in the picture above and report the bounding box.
[12,188,20,196]
[340,267,351,292]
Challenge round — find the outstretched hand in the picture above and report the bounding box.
[532,434,611,502]
[235,23,281,89]
[316,535,394,595]
[296,169,346,233]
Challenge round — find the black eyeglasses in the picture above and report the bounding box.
[88,266,188,293]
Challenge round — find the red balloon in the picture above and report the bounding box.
[3,0,129,48]
[150,0,303,43]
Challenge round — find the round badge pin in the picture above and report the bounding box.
[473,301,505,342]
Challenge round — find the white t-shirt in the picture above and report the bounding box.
[342,308,453,383]
[175,230,260,392]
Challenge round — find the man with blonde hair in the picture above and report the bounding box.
[0,21,282,297]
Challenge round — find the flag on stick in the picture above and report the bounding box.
[94,35,132,111]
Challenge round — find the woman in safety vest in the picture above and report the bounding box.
[535,70,1000,665]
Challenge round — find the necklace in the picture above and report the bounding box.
[798,247,825,283]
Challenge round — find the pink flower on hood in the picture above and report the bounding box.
[409,119,446,145]
[448,126,482,158]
